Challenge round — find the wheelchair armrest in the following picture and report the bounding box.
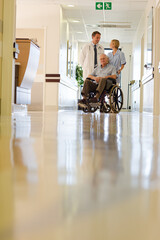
[107,78,116,84]
[86,77,95,82]
[107,77,116,81]
[86,77,116,84]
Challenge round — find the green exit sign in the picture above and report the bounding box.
[95,2,112,10]
[95,2,103,10]
[104,2,112,10]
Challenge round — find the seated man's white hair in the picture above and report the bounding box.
[99,53,109,62]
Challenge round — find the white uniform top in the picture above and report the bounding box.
[80,42,104,80]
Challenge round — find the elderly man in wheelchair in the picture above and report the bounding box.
[78,53,123,113]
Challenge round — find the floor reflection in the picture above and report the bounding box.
[1,110,160,240]
[12,114,38,184]
[0,117,14,240]
[57,112,123,186]
[57,111,125,219]
[121,113,160,189]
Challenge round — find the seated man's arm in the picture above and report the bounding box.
[88,75,102,84]
[87,67,100,83]
[104,74,117,80]
[87,74,96,81]
[88,74,116,83]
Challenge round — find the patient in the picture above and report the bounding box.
[79,54,117,104]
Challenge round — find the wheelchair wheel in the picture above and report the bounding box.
[83,107,89,113]
[100,102,111,113]
[90,107,98,113]
[109,85,123,113]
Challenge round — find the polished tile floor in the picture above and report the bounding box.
[0,110,160,240]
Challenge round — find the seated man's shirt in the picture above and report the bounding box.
[90,63,117,84]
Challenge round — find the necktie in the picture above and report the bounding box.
[94,45,97,68]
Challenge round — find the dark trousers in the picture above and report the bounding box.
[81,78,114,98]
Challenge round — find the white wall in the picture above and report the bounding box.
[131,13,145,111]
[16,2,61,109]
[16,3,78,110]
[16,2,60,74]
[131,0,160,113]
[132,14,145,82]
[78,42,132,109]
[58,7,78,108]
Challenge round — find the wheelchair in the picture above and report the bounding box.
[79,78,123,113]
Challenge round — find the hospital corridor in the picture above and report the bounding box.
[1,0,160,239]
[1,110,160,240]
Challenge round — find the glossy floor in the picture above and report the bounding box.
[0,110,160,240]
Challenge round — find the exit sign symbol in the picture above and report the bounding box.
[96,2,103,10]
[104,2,112,10]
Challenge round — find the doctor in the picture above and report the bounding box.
[79,31,104,80]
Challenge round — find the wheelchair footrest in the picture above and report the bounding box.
[89,102,101,108]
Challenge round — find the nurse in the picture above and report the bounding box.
[79,31,104,80]
[107,39,126,84]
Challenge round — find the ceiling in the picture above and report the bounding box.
[17,0,148,43]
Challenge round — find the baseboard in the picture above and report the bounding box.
[45,105,58,111]
[58,106,77,110]
[28,104,43,111]
[12,103,28,114]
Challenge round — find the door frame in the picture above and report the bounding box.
[1,0,16,116]
[140,34,144,113]
[153,3,160,115]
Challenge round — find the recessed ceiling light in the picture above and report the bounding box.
[99,21,131,24]
[71,20,80,23]
[67,5,75,7]
[86,24,98,28]
[77,32,83,34]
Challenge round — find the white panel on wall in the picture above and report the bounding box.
[121,44,132,109]
[58,7,78,109]
[132,88,140,111]
[28,82,44,111]
[59,83,77,108]
[143,80,154,112]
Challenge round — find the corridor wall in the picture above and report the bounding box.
[131,13,145,112]
[58,7,78,109]
[0,0,3,110]
[16,2,78,110]
[16,2,61,110]
[1,0,16,116]
[131,0,160,113]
